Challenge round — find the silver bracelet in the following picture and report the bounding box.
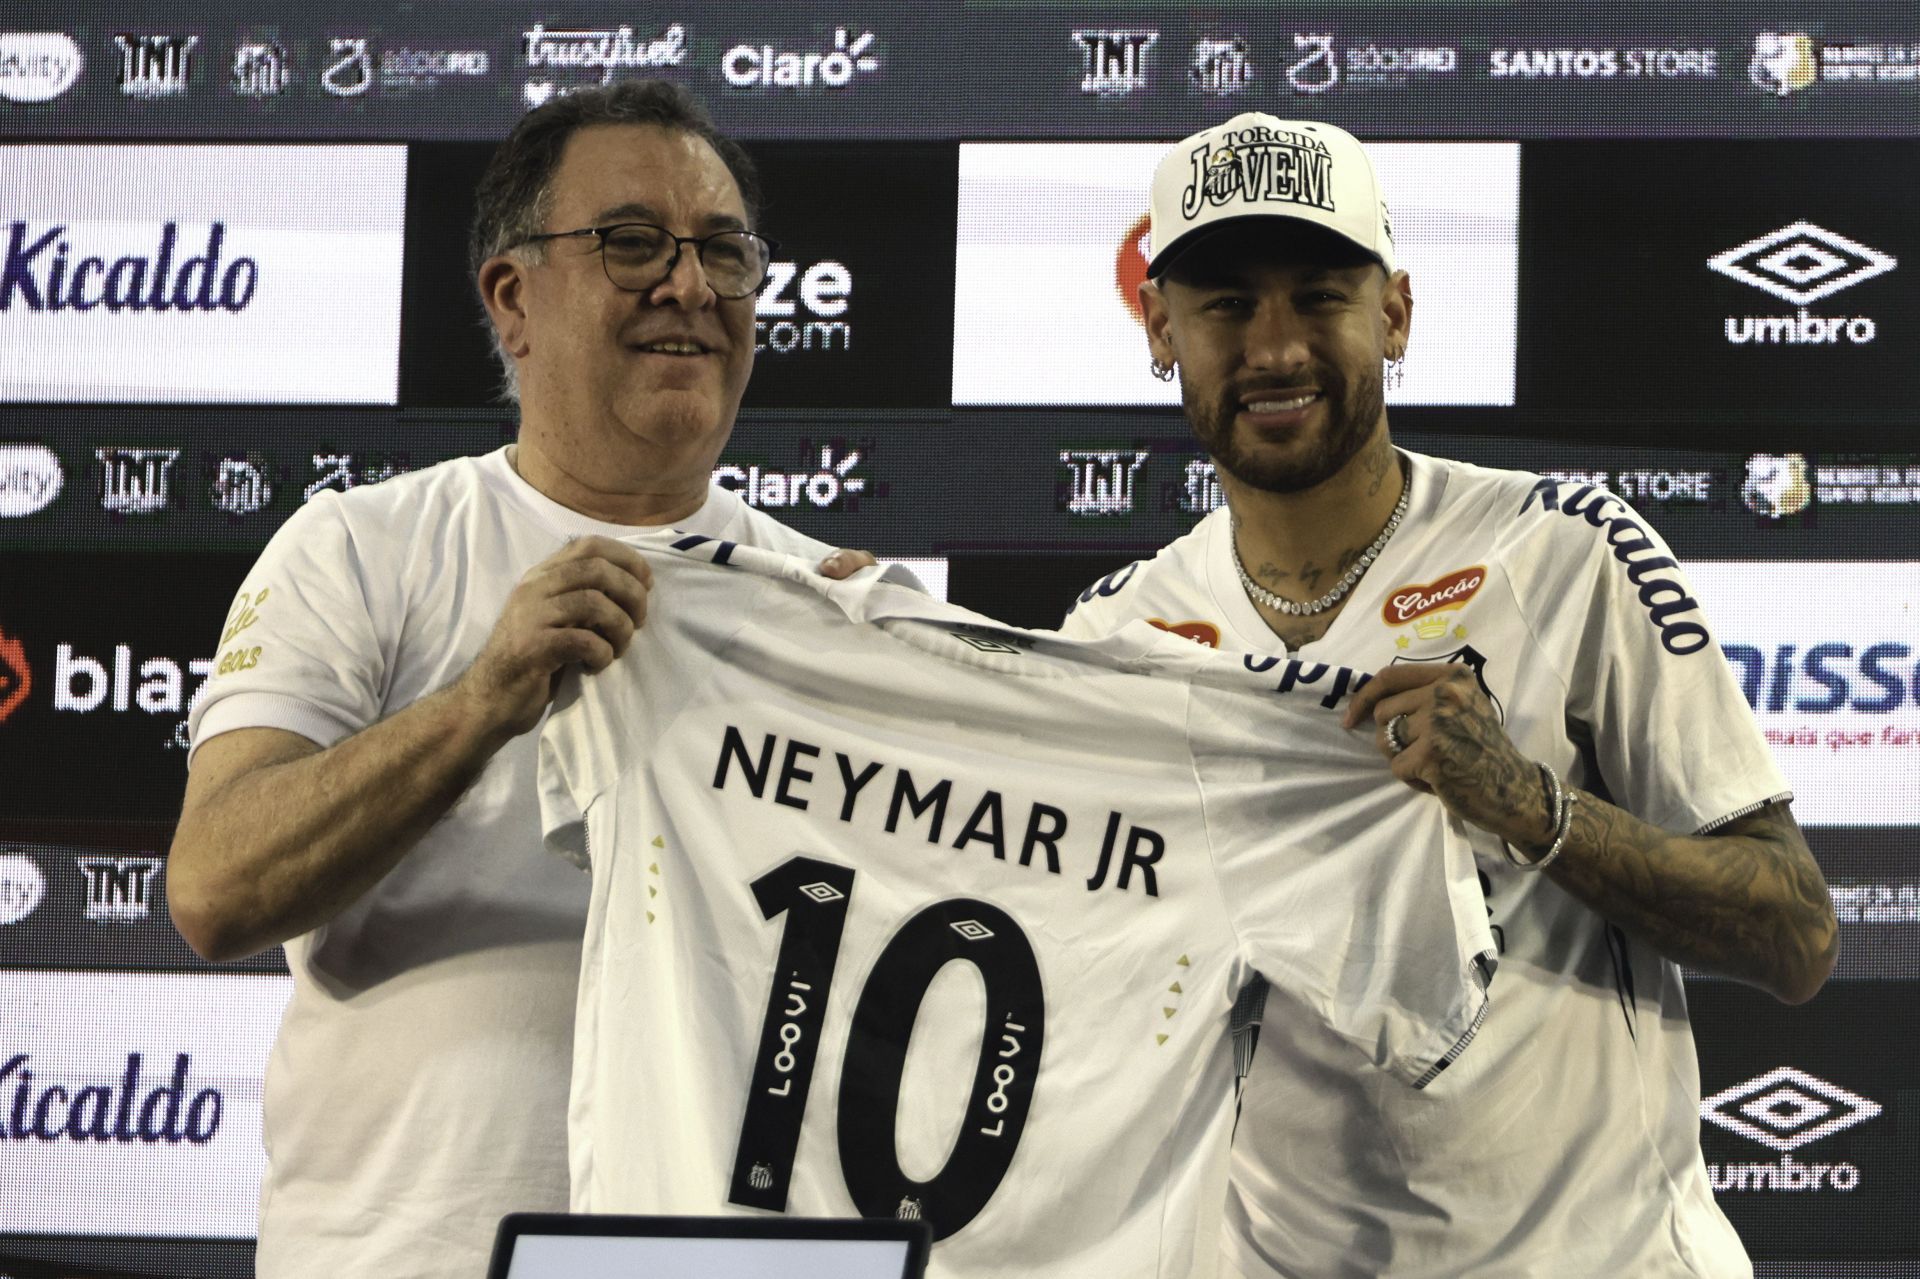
[1505,762,1576,872]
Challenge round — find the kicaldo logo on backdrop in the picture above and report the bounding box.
[1690,560,1920,826]
[1702,1066,1882,1193]
[1709,221,1896,347]
[0,144,405,404]
[954,142,1517,407]
[0,970,290,1237]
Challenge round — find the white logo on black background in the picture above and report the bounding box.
[0,852,45,925]
[210,456,273,515]
[1061,450,1148,516]
[724,27,877,89]
[1711,222,1895,345]
[1076,30,1156,94]
[755,259,850,353]
[1285,33,1339,93]
[1190,38,1252,94]
[0,33,84,102]
[0,444,63,517]
[322,38,372,96]
[231,43,288,96]
[96,448,178,514]
[1709,222,1897,304]
[1702,1066,1882,1152]
[77,855,163,922]
[114,34,195,98]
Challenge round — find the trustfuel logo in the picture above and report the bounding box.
[0,222,259,314]
[1709,222,1895,345]
[1702,1066,1881,1193]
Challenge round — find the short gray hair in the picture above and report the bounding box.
[468,81,763,403]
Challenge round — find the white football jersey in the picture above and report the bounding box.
[539,532,1499,1279]
[1060,450,1790,1278]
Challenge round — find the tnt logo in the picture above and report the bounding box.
[76,855,163,923]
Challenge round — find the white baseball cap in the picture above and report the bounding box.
[1146,113,1394,279]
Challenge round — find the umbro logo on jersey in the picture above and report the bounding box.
[1702,1066,1880,1194]
[1147,618,1220,648]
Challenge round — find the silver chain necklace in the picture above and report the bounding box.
[1230,464,1411,617]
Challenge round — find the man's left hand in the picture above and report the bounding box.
[1343,662,1553,849]
[818,549,878,579]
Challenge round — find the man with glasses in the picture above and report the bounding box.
[168,83,873,1278]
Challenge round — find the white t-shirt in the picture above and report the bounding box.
[537,533,1499,1279]
[1059,450,1790,1279]
[186,447,835,1279]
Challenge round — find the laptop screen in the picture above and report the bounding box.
[489,1214,929,1279]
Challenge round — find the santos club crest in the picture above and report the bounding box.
[1389,644,1504,722]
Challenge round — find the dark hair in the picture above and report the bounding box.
[468,79,762,281]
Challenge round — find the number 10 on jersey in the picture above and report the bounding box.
[728,856,1047,1240]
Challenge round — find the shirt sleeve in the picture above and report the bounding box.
[186,493,389,764]
[1056,560,1146,637]
[1522,490,1790,834]
[1191,683,1497,1088]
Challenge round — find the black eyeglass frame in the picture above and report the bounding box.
[509,222,780,299]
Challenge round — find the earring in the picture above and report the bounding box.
[1384,354,1405,391]
[1150,356,1176,383]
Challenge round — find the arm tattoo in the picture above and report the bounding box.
[1545,798,1838,1003]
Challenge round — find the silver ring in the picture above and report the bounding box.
[1384,713,1410,755]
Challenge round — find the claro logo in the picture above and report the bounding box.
[754,259,850,353]
[0,221,260,313]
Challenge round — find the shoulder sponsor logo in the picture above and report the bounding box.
[113,34,195,98]
[0,33,83,102]
[0,626,28,722]
[1146,618,1221,648]
[1383,566,1486,627]
[724,27,877,89]
[1179,122,1335,221]
[0,444,63,517]
[1061,450,1147,516]
[1285,33,1338,93]
[1517,478,1709,655]
[0,852,45,924]
[1703,1066,1880,1192]
[1076,29,1156,95]
[76,855,163,922]
[1710,222,1895,347]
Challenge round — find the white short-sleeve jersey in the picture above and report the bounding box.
[1059,449,1789,1279]
[185,448,835,1279]
[538,533,1499,1279]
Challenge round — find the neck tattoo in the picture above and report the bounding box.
[1230,460,1411,618]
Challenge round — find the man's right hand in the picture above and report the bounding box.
[454,535,654,741]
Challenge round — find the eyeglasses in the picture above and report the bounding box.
[512,222,778,299]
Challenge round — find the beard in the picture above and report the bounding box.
[1185,359,1385,495]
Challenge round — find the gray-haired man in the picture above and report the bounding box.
[168,83,871,1277]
